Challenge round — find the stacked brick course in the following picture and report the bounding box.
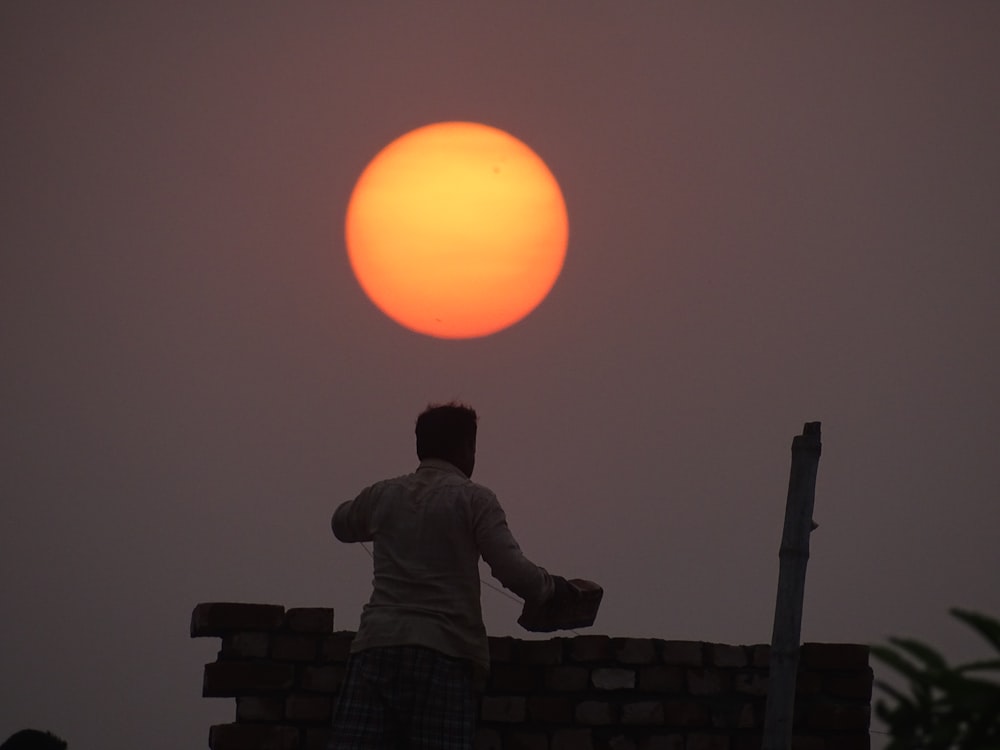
[192,603,871,750]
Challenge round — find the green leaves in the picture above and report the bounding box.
[872,609,1000,750]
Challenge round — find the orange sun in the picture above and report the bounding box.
[345,121,569,339]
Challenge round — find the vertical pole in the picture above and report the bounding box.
[762,422,822,750]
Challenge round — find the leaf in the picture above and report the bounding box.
[951,608,1000,654]
[872,643,936,694]
[874,679,911,704]
[875,680,917,711]
[887,636,949,672]
[956,658,1000,675]
[940,672,1000,700]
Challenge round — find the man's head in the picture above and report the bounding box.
[415,402,478,477]
[0,730,67,750]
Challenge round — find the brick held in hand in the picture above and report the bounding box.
[518,579,603,633]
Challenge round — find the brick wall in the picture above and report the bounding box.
[191,603,872,750]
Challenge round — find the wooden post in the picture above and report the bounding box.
[762,422,822,750]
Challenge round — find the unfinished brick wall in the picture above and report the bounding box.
[191,602,872,750]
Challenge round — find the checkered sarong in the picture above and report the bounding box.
[330,645,477,750]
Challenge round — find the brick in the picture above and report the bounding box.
[639,735,683,750]
[320,632,354,662]
[607,735,637,750]
[708,644,747,668]
[571,635,613,662]
[272,634,320,662]
[221,632,270,660]
[687,733,729,750]
[795,671,823,694]
[192,603,285,637]
[283,607,334,633]
[575,700,614,725]
[803,700,870,731]
[799,643,869,670]
[528,695,573,723]
[710,699,755,730]
[638,666,683,693]
[622,701,665,725]
[303,728,332,750]
[203,662,295,696]
[825,669,874,700]
[737,702,758,729]
[286,693,332,721]
[790,736,826,750]
[475,728,503,750]
[480,696,526,723]
[663,699,710,728]
[734,671,768,696]
[659,641,703,666]
[208,723,298,750]
[236,696,284,722]
[521,638,565,665]
[553,729,593,750]
[489,636,516,663]
[614,638,658,665]
[592,668,635,690]
[545,666,590,692]
[490,663,543,692]
[825,733,871,750]
[507,731,549,750]
[686,668,731,696]
[751,645,770,667]
[299,664,345,693]
[731,735,763,750]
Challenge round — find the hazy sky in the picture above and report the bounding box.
[3,4,999,749]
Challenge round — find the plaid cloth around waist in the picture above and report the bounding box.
[330,645,477,750]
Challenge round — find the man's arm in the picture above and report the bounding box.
[331,488,375,543]
[473,491,555,604]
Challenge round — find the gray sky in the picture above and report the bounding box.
[2,4,999,748]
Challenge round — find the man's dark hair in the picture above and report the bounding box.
[0,730,67,750]
[415,403,478,461]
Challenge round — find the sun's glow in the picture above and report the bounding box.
[345,121,569,339]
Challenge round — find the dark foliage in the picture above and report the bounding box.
[872,609,1000,750]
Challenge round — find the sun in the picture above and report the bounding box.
[345,122,569,339]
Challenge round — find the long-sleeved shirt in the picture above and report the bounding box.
[332,458,554,675]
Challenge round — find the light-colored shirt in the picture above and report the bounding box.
[332,458,554,674]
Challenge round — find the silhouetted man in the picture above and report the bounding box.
[329,402,571,749]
